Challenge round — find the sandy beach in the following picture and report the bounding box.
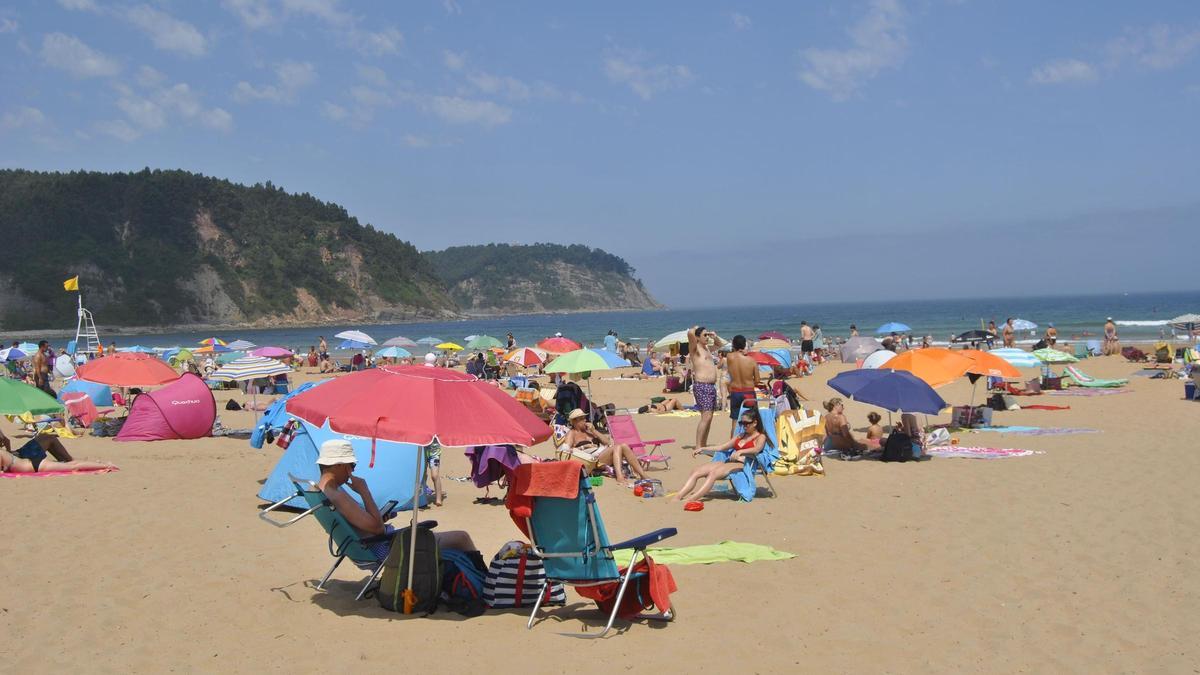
[3,354,1197,673]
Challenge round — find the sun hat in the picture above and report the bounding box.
[317,439,357,466]
[567,408,586,422]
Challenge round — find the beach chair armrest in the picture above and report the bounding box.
[359,519,438,547]
[643,438,674,448]
[609,527,678,551]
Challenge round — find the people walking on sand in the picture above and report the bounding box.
[725,335,760,437]
[688,326,723,450]
[1002,318,1015,348]
[1103,317,1119,355]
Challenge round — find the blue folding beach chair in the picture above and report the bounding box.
[712,402,779,501]
[259,474,435,600]
[520,470,677,638]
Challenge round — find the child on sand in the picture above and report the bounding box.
[865,412,884,450]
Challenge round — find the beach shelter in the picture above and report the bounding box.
[17,342,38,354]
[952,330,995,344]
[383,336,419,348]
[537,336,582,354]
[258,418,428,511]
[754,338,791,350]
[861,350,897,369]
[545,348,631,375]
[1010,319,1038,331]
[210,355,290,382]
[249,379,327,449]
[650,330,689,350]
[416,337,442,345]
[505,347,545,367]
[115,373,215,442]
[226,339,257,351]
[1033,349,1078,364]
[334,330,377,346]
[0,347,27,362]
[250,346,292,358]
[959,350,1022,379]
[0,378,64,415]
[840,336,883,362]
[1169,314,1200,332]
[117,345,156,354]
[194,344,232,355]
[435,342,464,352]
[54,353,76,379]
[198,338,228,347]
[58,379,114,407]
[759,331,789,341]
[876,322,911,334]
[77,352,179,387]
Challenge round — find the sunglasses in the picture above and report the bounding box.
[739,418,755,426]
[346,462,357,471]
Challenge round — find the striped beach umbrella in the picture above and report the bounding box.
[989,348,1040,368]
[505,347,546,367]
[210,355,291,382]
[226,339,257,351]
[1033,348,1078,364]
[198,337,227,347]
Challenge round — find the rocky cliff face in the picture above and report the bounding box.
[449,261,662,314]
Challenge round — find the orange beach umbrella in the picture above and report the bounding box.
[883,348,972,388]
[959,350,1022,379]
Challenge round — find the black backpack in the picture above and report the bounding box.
[377,525,441,614]
[881,431,913,463]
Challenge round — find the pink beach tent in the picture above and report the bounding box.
[115,372,216,442]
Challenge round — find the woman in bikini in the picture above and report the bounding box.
[670,406,770,503]
[560,408,647,485]
[823,398,866,455]
[0,431,117,474]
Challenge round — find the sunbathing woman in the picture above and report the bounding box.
[559,408,647,485]
[670,406,770,503]
[823,398,867,455]
[0,431,117,473]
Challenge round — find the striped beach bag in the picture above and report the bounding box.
[482,543,566,609]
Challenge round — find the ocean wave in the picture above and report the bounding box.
[1115,320,1169,326]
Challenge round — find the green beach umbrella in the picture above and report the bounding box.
[466,335,504,349]
[1032,348,1078,364]
[0,378,65,416]
[545,348,629,374]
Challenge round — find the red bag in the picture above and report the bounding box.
[576,556,676,619]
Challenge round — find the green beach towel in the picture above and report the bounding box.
[612,540,795,566]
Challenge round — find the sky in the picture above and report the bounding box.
[1,0,1198,307]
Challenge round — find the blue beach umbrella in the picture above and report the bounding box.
[989,348,1040,368]
[876,322,911,334]
[417,337,442,346]
[117,345,156,354]
[590,348,633,368]
[58,379,114,407]
[376,346,412,359]
[0,347,28,362]
[17,342,38,353]
[338,339,371,350]
[827,368,946,414]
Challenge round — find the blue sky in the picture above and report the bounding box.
[2,0,1198,307]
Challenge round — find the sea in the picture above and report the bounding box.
[59,291,1200,352]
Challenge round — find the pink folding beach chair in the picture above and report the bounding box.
[606,414,672,470]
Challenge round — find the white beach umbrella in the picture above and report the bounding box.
[226,339,257,351]
[1010,319,1037,331]
[334,330,377,346]
[861,350,897,369]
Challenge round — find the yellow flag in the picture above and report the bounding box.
[63,275,79,291]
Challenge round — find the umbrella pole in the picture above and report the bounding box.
[403,442,428,614]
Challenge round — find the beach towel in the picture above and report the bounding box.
[924,446,1043,459]
[968,426,1100,436]
[656,410,700,418]
[1047,388,1131,397]
[1020,404,1071,410]
[611,541,795,566]
[0,466,118,478]
[465,444,521,488]
[506,460,583,533]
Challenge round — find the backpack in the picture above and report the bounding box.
[881,431,913,462]
[225,399,242,411]
[377,525,441,614]
[440,549,489,617]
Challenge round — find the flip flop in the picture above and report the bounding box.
[684,501,704,512]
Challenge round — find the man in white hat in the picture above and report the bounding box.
[315,439,476,556]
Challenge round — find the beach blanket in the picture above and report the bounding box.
[1020,404,1071,410]
[0,467,118,478]
[612,541,795,566]
[968,426,1100,436]
[1047,388,1131,397]
[924,446,1043,459]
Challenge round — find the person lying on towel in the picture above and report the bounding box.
[0,430,117,474]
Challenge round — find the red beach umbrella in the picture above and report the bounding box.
[746,351,786,367]
[536,337,582,354]
[76,353,179,387]
[285,365,551,614]
[758,331,789,341]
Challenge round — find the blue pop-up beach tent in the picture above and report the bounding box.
[249,379,327,449]
[257,418,428,511]
[58,378,114,407]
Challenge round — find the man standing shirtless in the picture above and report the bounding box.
[799,321,815,357]
[725,334,760,437]
[688,326,723,450]
[32,340,54,396]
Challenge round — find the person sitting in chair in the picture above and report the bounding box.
[559,409,647,486]
[314,440,474,556]
[669,406,770,504]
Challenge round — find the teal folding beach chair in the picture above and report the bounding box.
[519,470,677,638]
[711,402,779,501]
[259,474,431,600]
